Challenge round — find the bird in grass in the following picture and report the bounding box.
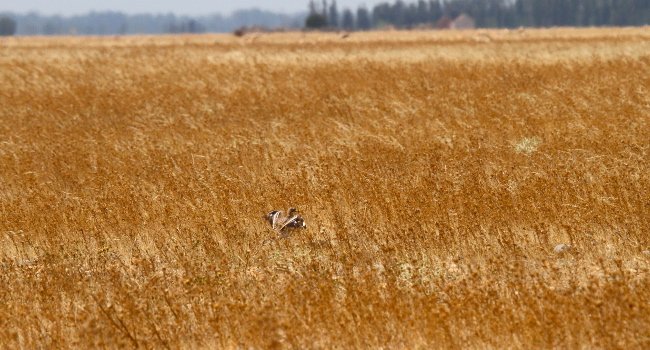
[265,207,307,237]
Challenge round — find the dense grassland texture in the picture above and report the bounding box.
[0,28,649,348]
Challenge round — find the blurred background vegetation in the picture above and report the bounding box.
[0,0,649,36]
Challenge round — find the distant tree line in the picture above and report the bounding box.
[306,0,650,30]
[0,10,305,36]
[2,0,648,36]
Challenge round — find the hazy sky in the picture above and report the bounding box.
[2,0,390,16]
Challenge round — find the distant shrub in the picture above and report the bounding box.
[233,27,247,37]
[305,14,327,29]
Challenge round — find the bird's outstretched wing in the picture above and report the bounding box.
[279,215,300,232]
[270,211,282,229]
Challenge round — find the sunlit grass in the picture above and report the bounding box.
[0,28,648,348]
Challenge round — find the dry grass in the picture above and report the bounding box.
[0,27,649,349]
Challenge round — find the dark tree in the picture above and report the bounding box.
[308,0,318,14]
[305,14,328,28]
[417,0,429,24]
[356,6,372,29]
[429,0,443,23]
[0,16,17,36]
[306,0,327,29]
[405,3,419,27]
[329,0,340,27]
[373,3,393,27]
[342,9,355,29]
[392,1,407,26]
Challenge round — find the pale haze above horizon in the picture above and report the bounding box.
[2,0,390,16]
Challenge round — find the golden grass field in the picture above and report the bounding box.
[0,27,649,348]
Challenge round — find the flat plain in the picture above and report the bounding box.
[0,27,649,348]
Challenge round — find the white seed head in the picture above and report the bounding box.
[554,244,571,254]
